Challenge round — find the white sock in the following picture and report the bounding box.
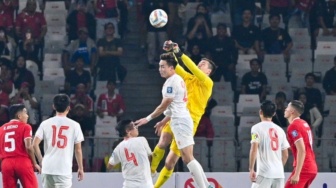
[195,160,211,187]
[187,159,207,188]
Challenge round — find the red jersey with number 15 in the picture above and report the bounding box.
[287,118,317,173]
[0,120,32,159]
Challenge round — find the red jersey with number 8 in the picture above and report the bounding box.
[287,118,318,173]
[0,120,32,159]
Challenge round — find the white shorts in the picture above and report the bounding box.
[42,174,72,188]
[170,116,194,149]
[251,176,284,188]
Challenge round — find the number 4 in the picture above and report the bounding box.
[124,148,138,166]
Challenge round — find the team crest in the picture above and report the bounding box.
[167,87,173,93]
[291,130,298,138]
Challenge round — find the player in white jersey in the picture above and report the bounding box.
[107,119,153,188]
[249,100,290,188]
[136,52,212,188]
[33,94,85,188]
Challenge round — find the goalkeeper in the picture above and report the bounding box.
[152,40,216,188]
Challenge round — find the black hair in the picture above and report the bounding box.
[74,55,85,63]
[53,94,70,113]
[305,72,316,81]
[275,91,287,100]
[290,100,305,115]
[201,58,217,76]
[269,13,281,21]
[160,52,177,68]
[9,104,26,119]
[104,22,115,30]
[216,23,227,29]
[260,100,276,118]
[116,119,133,137]
[107,80,116,86]
[249,58,261,65]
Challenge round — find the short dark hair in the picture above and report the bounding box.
[290,100,304,115]
[53,94,70,113]
[260,100,276,118]
[104,22,115,30]
[116,119,133,137]
[250,58,261,65]
[74,55,85,63]
[275,91,286,100]
[216,23,227,29]
[9,104,26,119]
[201,58,217,76]
[160,52,177,68]
[269,13,281,21]
[305,72,316,81]
[107,80,116,86]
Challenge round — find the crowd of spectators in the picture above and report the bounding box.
[0,0,336,145]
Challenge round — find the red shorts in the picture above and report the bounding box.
[285,171,317,188]
[1,157,38,188]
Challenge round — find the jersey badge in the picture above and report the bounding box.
[291,130,298,138]
[167,87,173,93]
[251,133,259,142]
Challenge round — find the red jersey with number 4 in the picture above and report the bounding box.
[287,118,318,173]
[0,120,32,159]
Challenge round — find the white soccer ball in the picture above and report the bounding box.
[149,9,168,28]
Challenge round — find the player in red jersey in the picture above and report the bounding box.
[284,100,318,188]
[0,104,40,188]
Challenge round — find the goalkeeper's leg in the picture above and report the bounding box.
[151,132,173,173]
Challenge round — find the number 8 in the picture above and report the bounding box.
[269,128,279,151]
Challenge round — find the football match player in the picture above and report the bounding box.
[33,94,85,188]
[136,52,213,188]
[249,100,290,188]
[0,104,40,188]
[284,100,318,188]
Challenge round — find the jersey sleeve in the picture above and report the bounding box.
[280,129,290,150]
[250,126,260,144]
[175,64,190,79]
[180,54,212,85]
[74,123,84,144]
[287,123,303,143]
[35,123,44,140]
[140,137,152,156]
[109,149,120,166]
[162,78,177,98]
[23,124,32,140]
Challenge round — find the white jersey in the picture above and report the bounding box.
[109,137,153,188]
[250,121,290,178]
[35,116,84,176]
[162,74,189,117]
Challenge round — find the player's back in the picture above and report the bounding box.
[114,137,152,188]
[35,116,84,176]
[251,121,289,178]
[0,120,31,159]
[287,119,317,173]
[162,74,189,117]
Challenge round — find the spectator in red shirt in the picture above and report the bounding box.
[96,80,125,121]
[0,78,10,125]
[0,1,14,35]
[16,0,47,65]
[67,1,96,42]
[70,83,94,112]
[195,98,216,146]
[1,0,18,21]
